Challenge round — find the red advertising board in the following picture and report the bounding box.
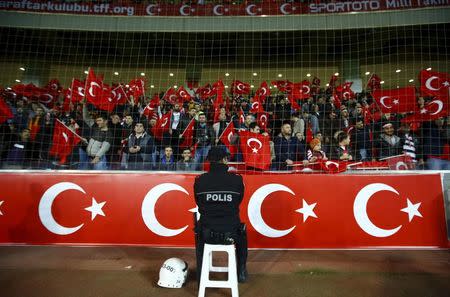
[0,172,447,248]
[0,1,448,17]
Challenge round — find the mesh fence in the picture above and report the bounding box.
[0,2,449,172]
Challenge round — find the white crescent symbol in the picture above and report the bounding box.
[260,114,267,124]
[248,184,296,238]
[180,4,191,16]
[303,85,310,94]
[343,91,351,99]
[246,4,257,16]
[169,94,177,102]
[40,94,53,104]
[237,83,245,91]
[280,3,291,15]
[396,161,408,170]
[429,99,443,115]
[146,4,157,16]
[227,131,233,142]
[161,117,168,127]
[325,161,339,169]
[380,96,392,109]
[213,4,224,15]
[62,132,68,143]
[77,87,85,97]
[425,76,440,91]
[88,82,101,98]
[141,183,189,237]
[247,138,262,150]
[353,183,402,238]
[259,88,267,96]
[252,102,259,110]
[38,182,85,235]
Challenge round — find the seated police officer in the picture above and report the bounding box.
[194,146,248,284]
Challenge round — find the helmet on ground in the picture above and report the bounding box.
[157,258,189,288]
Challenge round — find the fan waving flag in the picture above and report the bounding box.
[256,111,270,131]
[271,80,292,93]
[319,160,347,174]
[239,130,271,170]
[372,86,417,113]
[142,94,160,119]
[49,119,82,165]
[128,78,146,98]
[176,86,193,103]
[367,74,382,91]
[0,97,13,124]
[163,87,179,105]
[219,121,238,157]
[85,68,105,108]
[420,70,450,98]
[401,98,448,122]
[196,83,214,100]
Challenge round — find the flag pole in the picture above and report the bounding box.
[218,118,233,140]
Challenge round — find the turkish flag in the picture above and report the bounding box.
[128,78,146,98]
[0,97,13,124]
[180,118,195,148]
[45,79,62,95]
[85,68,105,108]
[163,87,179,105]
[238,109,245,126]
[38,91,57,107]
[142,94,160,119]
[49,120,82,164]
[335,82,355,101]
[176,86,193,102]
[253,81,271,103]
[94,85,118,112]
[219,121,237,157]
[212,80,225,104]
[420,70,450,98]
[386,155,414,170]
[367,74,382,91]
[195,83,214,100]
[256,111,270,131]
[401,98,448,123]
[70,79,85,103]
[111,85,128,105]
[291,80,311,100]
[239,130,271,170]
[231,80,251,95]
[152,111,171,140]
[12,83,41,99]
[250,101,264,114]
[372,87,417,114]
[271,80,293,93]
[287,93,301,111]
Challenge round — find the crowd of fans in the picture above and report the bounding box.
[1,79,449,172]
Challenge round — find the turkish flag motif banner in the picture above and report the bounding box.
[372,87,417,114]
[152,111,171,140]
[0,173,447,248]
[401,98,448,123]
[70,79,85,103]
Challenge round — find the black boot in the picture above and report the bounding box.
[238,265,247,283]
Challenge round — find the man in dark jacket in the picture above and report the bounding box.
[194,146,248,284]
[193,112,215,170]
[273,122,306,170]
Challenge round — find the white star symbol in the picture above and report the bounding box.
[400,198,422,222]
[84,197,106,221]
[442,81,449,87]
[420,108,428,114]
[189,206,200,221]
[252,147,259,153]
[0,201,3,216]
[393,99,399,105]
[295,199,318,222]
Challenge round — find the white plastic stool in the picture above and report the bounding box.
[198,243,239,297]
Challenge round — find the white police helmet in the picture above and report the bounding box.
[157,258,189,288]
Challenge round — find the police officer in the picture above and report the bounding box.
[194,146,248,284]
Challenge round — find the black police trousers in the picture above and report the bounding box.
[194,223,248,285]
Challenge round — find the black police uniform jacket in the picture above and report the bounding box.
[194,163,244,232]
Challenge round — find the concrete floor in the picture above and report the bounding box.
[0,246,449,297]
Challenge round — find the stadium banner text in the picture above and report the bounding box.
[0,0,449,17]
[0,172,448,248]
